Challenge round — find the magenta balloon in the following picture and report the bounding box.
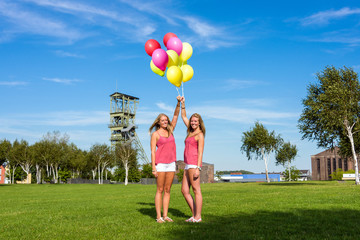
[152,49,168,71]
[166,37,183,56]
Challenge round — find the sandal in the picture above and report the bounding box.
[193,218,202,223]
[163,217,173,222]
[185,217,194,222]
[156,217,165,223]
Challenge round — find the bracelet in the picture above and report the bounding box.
[181,107,185,109]
[152,170,156,172]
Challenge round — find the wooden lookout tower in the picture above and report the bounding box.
[109,92,149,164]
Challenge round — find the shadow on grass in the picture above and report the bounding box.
[137,202,187,219]
[165,209,360,240]
[137,202,154,206]
[0,184,11,187]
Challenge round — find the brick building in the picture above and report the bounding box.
[175,160,214,183]
[0,165,5,184]
[311,147,355,180]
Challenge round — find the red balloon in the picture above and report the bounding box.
[145,39,161,56]
[163,32,177,48]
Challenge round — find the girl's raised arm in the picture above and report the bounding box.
[180,97,189,127]
[170,96,181,130]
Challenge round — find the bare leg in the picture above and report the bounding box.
[189,168,202,220]
[162,171,175,220]
[155,172,165,220]
[181,170,195,217]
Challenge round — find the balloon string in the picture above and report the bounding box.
[182,82,184,97]
[176,87,180,96]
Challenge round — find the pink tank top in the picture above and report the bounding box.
[155,132,176,164]
[184,136,201,166]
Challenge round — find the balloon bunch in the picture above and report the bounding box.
[145,33,194,94]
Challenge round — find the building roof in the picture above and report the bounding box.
[312,147,340,157]
[110,92,139,100]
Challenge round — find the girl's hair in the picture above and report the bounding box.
[149,113,173,135]
[187,113,206,137]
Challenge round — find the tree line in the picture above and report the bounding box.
[0,131,153,185]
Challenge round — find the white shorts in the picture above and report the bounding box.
[156,162,176,172]
[184,164,198,170]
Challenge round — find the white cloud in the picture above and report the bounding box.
[153,101,299,126]
[305,29,360,46]
[24,0,156,40]
[0,81,27,86]
[54,50,84,58]
[43,77,82,85]
[156,102,174,113]
[198,106,298,124]
[119,0,178,25]
[300,7,360,26]
[180,16,221,37]
[25,0,125,20]
[0,1,83,43]
[223,79,266,91]
[0,110,110,149]
[0,0,246,48]
[120,0,243,49]
[5,111,106,126]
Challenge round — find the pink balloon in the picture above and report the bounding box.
[163,32,177,48]
[166,37,183,56]
[152,49,168,71]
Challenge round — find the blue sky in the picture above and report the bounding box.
[1,0,360,173]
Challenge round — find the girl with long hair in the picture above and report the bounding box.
[180,97,205,223]
[149,96,181,223]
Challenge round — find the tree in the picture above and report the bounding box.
[215,171,223,181]
[89,143,112,184]
[176,169,184,182]
[32,141,49,184]
[13,140,32,184]
[33,138,54,180]
[85,151,98,180]
[0,139,12,183]
[38,131,70,183]
[7,140,20,184]
[0,139,11,166]
[141,163,154,178]
[283,166,300,181]
[298,66,360,185]
[67,144,87,179]
[241,121,283,183]
[275,142,298,181]
[114,141,137,185]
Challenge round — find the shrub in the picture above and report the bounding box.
[141,164,154,178]
[176,169,184,182]
[59,168,72,183]
[283,166,300,181]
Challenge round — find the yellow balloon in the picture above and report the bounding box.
[166,66,183,87]
[179,42,193,62]
[180,64,194,82]
[179,59,187,66]
[150,60,165,77]
[166,50,179,67]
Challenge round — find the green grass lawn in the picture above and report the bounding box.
[1,181,360,240]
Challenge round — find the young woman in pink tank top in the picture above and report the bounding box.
[149,96,181,223]
[180,97,205,223]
